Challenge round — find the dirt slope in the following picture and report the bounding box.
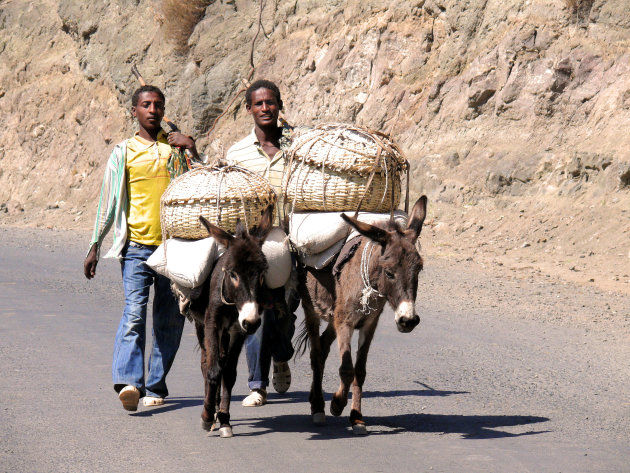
[0,0,629,297]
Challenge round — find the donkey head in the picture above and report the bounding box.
[341,196,427,333]
[199,205,274,334]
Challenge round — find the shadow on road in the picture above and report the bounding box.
[130,396,203,417]
[255,387,469,406]
[229,411,550,440]
[134,393,550,441]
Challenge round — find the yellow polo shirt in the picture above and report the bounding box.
[126,131,171,245]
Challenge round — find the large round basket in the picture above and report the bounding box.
[161,164,277,240]
[282,123,408,213]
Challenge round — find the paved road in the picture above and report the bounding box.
[1,227,628,472]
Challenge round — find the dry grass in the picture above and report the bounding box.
[564,0,594,14]
[161,0,212,49]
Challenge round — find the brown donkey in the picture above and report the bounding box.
[297,196,427,434]
[188,205,273,438]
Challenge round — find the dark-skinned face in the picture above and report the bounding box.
[132,91,164,133]
[247,88,281,128]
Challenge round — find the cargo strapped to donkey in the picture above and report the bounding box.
[282,123,410,216]
[160,163,277,240]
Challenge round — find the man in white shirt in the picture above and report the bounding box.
[226,80,297,407]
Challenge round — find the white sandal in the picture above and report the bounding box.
[119,385,140,411]
[143,396,164,407]
[242,389,267,407]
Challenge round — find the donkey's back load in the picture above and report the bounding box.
[284,123,427,434]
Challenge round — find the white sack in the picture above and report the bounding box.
[301,238,346,270]
[146,237,224,288]
[289,210,409,256]
[262,227,292,289]
[348,212,408,241]
[146,227,292,290]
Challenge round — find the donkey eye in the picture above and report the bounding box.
[385,269,395,279]
[229,271,239,283]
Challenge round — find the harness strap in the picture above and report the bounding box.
[359,240,384,313]
[220,268,236,306]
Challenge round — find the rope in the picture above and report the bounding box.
[353,146,382,218]
[359,241,384,313]
[220,268,236,306]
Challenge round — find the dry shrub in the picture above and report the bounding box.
[162,0,211,49]
[565,0,594,14]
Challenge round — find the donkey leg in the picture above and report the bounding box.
[194,322,214,431]
[215,329,231,415]
[216,332,246,438]
[303,309,325,422]
[307,323,337,425]
[349,321,378,435]
[201,324,221,431]
[194,322,207,390]
[331,322,354,417]
[319,323,337,366]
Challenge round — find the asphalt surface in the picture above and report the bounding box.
[1,227,628,473]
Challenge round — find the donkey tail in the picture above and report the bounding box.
[293,320,310,358]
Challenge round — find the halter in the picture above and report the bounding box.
[220,268,236,306]
[359,241,384,313]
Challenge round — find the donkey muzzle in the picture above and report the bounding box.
[395,301,420,333]
[239,302,261,335]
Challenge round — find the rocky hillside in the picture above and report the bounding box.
[1,0,629,294]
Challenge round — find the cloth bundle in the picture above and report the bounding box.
[289,210,408,269]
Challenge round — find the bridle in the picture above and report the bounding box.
[359,240,385,313]
[220,268,236,306]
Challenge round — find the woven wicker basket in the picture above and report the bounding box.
[161,164,277,239]
[283,123,408,213]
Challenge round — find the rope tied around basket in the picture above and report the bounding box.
[282,123,409,219]
[160,163,277,241]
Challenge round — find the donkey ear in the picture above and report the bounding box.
[254,204,274,242]
[235,218,248,239]
[404,195,427,243]
[199,215,234,248]
[341,213,389,245]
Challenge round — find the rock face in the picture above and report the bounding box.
[1,0,629,291]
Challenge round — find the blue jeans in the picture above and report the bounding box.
[112,241,185,398]
[246,288,297,390]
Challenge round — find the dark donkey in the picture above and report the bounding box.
[297,196,427,434]
[188,205,273,438]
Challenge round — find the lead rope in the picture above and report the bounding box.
[359,241,384,313]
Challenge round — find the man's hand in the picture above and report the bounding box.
[84,244,98,279]
[167,132,198,159]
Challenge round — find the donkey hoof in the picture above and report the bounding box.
[201,418,214,432]
[330,401,344,417]
[219,425,233,438]
[352,423,368,435]
[312,412,326,425]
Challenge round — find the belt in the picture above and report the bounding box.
[128,240,158,249]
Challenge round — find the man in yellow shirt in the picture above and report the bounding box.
[84,85,198,411]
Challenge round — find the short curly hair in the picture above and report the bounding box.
[245,80,282,107]
[131,85,165,107]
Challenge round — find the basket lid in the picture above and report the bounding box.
[287,123,408,175]
[161,163,277,205]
